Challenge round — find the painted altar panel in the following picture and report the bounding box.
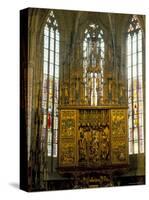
[111,109,128,165]
[59,142,76,166]
[59,110,77,166]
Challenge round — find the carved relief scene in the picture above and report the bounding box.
[78,109,110,167]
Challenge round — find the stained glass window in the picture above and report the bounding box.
[83,24,104,106]
[42,11,59,157]
[127,15,144,154]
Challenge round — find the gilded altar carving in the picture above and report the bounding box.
[59,66,127,106]
[77,174,113,188]
[59,108,128,168]
[111,141,127,163]
[60,143,75,165]
[78,127,100,165]
[77,109,110,167]
[60,110,77,138]
[111,109,128,164]
[100,126,110,162]
[111,110,126,136]
[61,119,75,138]
[59,110,77,167]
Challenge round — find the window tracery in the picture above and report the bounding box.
[42,11,59,157]
[127,15,144,154]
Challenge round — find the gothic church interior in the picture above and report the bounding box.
[20,8,145,191]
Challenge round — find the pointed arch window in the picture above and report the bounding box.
[83,24,105,106]
[127,15,144,154]
[42,11,59,157]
